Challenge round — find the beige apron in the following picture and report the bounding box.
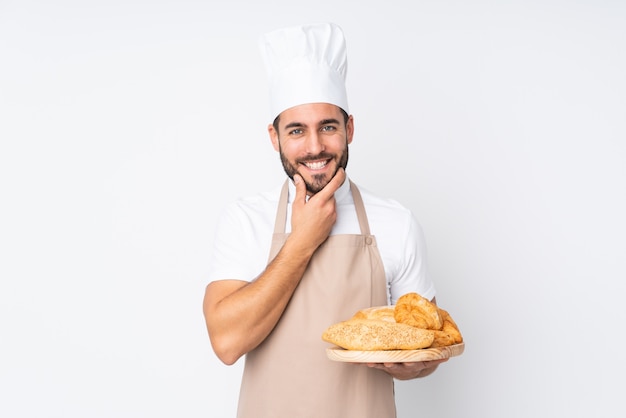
[237,180,396,418]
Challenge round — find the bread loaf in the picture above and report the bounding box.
[321,319,435,350]
[351,306,395,322]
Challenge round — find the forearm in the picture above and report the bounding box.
[204,235,316,365]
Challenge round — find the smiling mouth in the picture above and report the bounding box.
[301,159,330,170]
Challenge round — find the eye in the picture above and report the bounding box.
[321,125,336,132]
[289,128,303,135]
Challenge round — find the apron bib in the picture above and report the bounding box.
[237,180,396,418]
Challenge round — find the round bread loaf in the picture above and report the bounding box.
[351,306,395,322]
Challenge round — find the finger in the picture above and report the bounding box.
[331,167,346,188]
[314,168,346,201]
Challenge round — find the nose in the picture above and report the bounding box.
[305,131,325,155]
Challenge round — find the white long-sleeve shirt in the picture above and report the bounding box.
[206,176,436,304]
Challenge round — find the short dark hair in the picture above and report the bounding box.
[272,107,349,132]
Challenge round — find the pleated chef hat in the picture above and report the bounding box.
[259,22,349,120]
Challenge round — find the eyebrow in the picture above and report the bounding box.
[284,122,305,130]
[283,118,341,131]
[319,118,341,126]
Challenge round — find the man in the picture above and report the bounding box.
[203,22,446,417]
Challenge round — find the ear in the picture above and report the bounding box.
[346,115,354,145]
[268,124,280,151]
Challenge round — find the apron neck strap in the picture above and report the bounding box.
[274,180,290,234]
[349,180,371,235]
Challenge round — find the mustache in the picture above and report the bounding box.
[296,152,334,163]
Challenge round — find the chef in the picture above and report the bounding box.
[203,22,446,418]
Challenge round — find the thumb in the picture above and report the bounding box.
[293,174,307,203]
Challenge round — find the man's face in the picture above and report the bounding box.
[269,103,353,195]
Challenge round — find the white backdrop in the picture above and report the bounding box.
[1,1,625,417]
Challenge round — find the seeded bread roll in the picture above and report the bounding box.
[322,319,435,351]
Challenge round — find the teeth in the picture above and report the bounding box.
[305,161,327,170]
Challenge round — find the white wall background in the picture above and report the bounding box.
[1,0,625,417]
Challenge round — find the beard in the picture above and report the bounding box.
[279,143,349,195]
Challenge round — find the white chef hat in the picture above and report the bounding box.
[259,22,349,121]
